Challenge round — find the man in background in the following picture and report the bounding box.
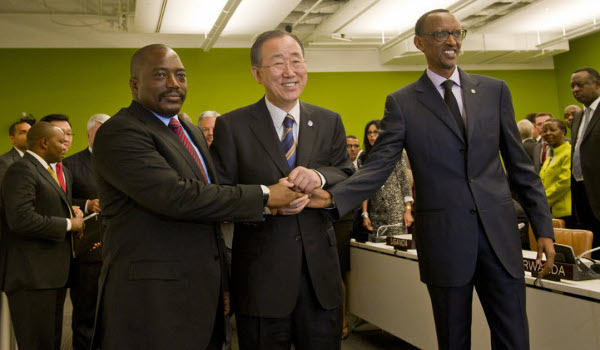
[346,135,361,170]
[564,104,582,131]
[0,118,34,179]
[198,110,220,147]
[517,119,540,171]
[0,122,84,350]
[62,113,110,350]
[570,67,600,258]
[92,44,301,350]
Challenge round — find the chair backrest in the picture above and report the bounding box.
[553,228,594,258]
[528,219,567,251]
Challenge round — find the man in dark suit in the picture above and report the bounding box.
[211,30,353,349]
[62,113,109,350]
[308,10,555,349]
[91,44,301,350]
[0,119,32,180]
[570,67,600,259]
[0,121,84,350]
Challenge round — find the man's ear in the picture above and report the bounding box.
[251,67,263,84]
[8,135,15,145]
[129,77,138,99]
[40,138,48,151]
[414,36,424,52]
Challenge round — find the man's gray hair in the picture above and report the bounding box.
[87,113,111,133]
[198,110,221,124]
[517,119,533,140]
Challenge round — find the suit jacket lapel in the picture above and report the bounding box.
[581,108,600,143]
[82,149,94,175]
[25,154,71,210]
[128,101,207,182]
[248,99,290,176]
[459,68,481,145]
[416,71,465,143]
[296,101,316,168]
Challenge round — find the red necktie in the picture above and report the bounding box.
[168,118,208,182]
[541,142,547,164]
[55,162,67,192]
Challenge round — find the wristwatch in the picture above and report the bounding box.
[361,212,369,219]
[260,185,270,207]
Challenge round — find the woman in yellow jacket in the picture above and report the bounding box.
[539,118,572,223]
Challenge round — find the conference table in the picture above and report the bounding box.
[347,240,600,350]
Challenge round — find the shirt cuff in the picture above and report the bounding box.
[314,170,327,189]
[404,196,414,203]
[84,200,90,214]
[66,218,72,232]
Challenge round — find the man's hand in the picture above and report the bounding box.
[72,206,84,218]
[223,291,231,316]
[267,181,303,208]
[288,166,322,192]
[362,217,373,231]
[536,237,556,279]
[271,195,310,216]
[71,218,85,238]
[87,199,101,213]
[306,188,333,208]
[404,209,414,227]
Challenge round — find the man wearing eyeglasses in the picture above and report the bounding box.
[308,9,555,349]
[211,30,353,349]
[346,135,361,170]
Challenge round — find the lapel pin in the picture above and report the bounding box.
[471,89,476,94]
[308,120,313,127]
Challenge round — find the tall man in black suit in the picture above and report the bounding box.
[308,10,555,349]
[0,119,32,180]
[91,44,301,350]
[0,122,84,350]
[62,113,109,350]
[211,30,353,349]
[570,67,600,258]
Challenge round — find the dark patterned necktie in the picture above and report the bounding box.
[442,80,466,138]
[168,118,208,182]
[282,114,297,170]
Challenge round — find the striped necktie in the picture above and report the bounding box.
[282,114,297,170]
[55,162,66,192]
[168,118,208,182]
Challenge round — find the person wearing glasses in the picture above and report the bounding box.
[306,9,555,349]
[211,30,353,349]
[345,135,361,170]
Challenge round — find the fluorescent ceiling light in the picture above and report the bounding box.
[484,0,600,34]
[222,0,302,35]
[160,0,228,34]
[341,0,455,37]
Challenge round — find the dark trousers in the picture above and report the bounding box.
[70,260,102,350]
[236,260,343,350]
[427,221,529,350]
[7,287,67,350]
[572,179,600,259]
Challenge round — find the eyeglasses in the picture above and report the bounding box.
[420,29,467,42]
[346,144,360,149]
[367,131,379,136]
[257,60,306,72]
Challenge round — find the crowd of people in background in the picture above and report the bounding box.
[0,7,598,350]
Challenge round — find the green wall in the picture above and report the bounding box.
[553,31,600,115]
[0,47,563,154]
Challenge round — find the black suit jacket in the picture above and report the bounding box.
[211,98,353,317]
[92,101,264,350]
[571,107,600,219]
[522,138,542,173]
[63,148,104,261]
[0,152,73,292]
[0,148,21,181]
[330,69,553,287]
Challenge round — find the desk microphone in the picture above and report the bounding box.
[576,246,600,279]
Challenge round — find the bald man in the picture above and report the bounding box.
[564,104,582,130]
[0,122,84,350]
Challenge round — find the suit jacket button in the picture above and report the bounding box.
[295,235,302,241]
[469,178,474,183]
[470,209,477,214]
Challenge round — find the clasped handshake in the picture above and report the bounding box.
[266,166,334,215]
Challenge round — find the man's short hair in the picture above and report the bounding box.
[87,114,110,133]
[8,120,31,136]
[535,112,553,122]
[573,67,600,81]
[250,30,304,67]
[516,119,533,139]
[415,9,450,35]
[525,113,537,124]
[41,114,71,127]
[346,135,358,140]
[26,121,57,150]
[198,111,221,121]
[130,44,172,77]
